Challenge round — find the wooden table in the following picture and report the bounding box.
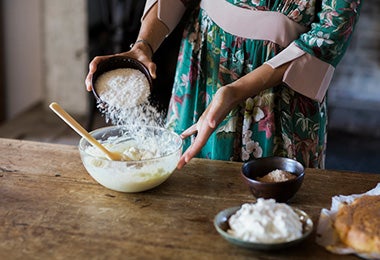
[1,138,379,259]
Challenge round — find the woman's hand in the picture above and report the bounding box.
[84,43,157,92]
[177,85,242,169]
[176,63,289,169]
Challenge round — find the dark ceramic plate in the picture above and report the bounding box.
[214,206,313,250]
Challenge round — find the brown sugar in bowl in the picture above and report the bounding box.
[241,156,305,202]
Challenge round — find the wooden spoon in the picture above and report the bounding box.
[49,102,123,161]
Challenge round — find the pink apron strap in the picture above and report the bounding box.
[200,0,307,47]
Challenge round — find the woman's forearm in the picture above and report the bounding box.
[228,63,290,105]
[131,3,169,58]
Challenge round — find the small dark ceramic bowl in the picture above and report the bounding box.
[91,56,153,107]
[241,157,305,202]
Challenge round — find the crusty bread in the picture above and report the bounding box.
[334,195,380,254]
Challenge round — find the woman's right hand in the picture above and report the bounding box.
[84,43,157,92]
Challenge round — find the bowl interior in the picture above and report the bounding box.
[79,125,182,160]
[91,56,153,104]
[242,156,304,182]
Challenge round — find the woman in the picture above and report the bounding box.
[85,0,361,169]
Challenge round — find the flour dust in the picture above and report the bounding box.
[94,68,165,129]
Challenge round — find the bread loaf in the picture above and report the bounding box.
[334,195,380,254]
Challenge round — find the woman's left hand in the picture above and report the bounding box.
[177,85,240,169]
[176,63,289,169]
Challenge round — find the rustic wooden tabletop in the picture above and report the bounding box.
[1,138,379,259]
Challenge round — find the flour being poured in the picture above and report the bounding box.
[94,68,164,128]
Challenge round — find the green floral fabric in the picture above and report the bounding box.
[166,0,361,168]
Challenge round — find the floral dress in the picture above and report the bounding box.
[165,0,361,168]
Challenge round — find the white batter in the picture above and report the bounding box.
[81,135,180,192]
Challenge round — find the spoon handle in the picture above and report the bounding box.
[49,102,119,160]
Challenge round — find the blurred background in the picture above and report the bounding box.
[0,0,379,173]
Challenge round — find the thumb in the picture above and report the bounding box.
[147,62,157,79]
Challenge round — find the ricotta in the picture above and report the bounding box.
[228,199,303,243]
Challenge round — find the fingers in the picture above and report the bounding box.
[129,44,157,79]
[85,60,96,91]
[85,75,93,92]
[180,124,198,139]
[177,119,216,170]
[135,56,157,79]
[85,56,110,91]
[176,131,211,169]
[176,87,239,169]
[177,144,202,170]
[147,62,157,79]
[177,125,198,169]
[177,155,188,170]
[84,52,157,92]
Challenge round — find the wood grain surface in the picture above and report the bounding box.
[1,138,379,259]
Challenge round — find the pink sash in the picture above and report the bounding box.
[200,0,308,47]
